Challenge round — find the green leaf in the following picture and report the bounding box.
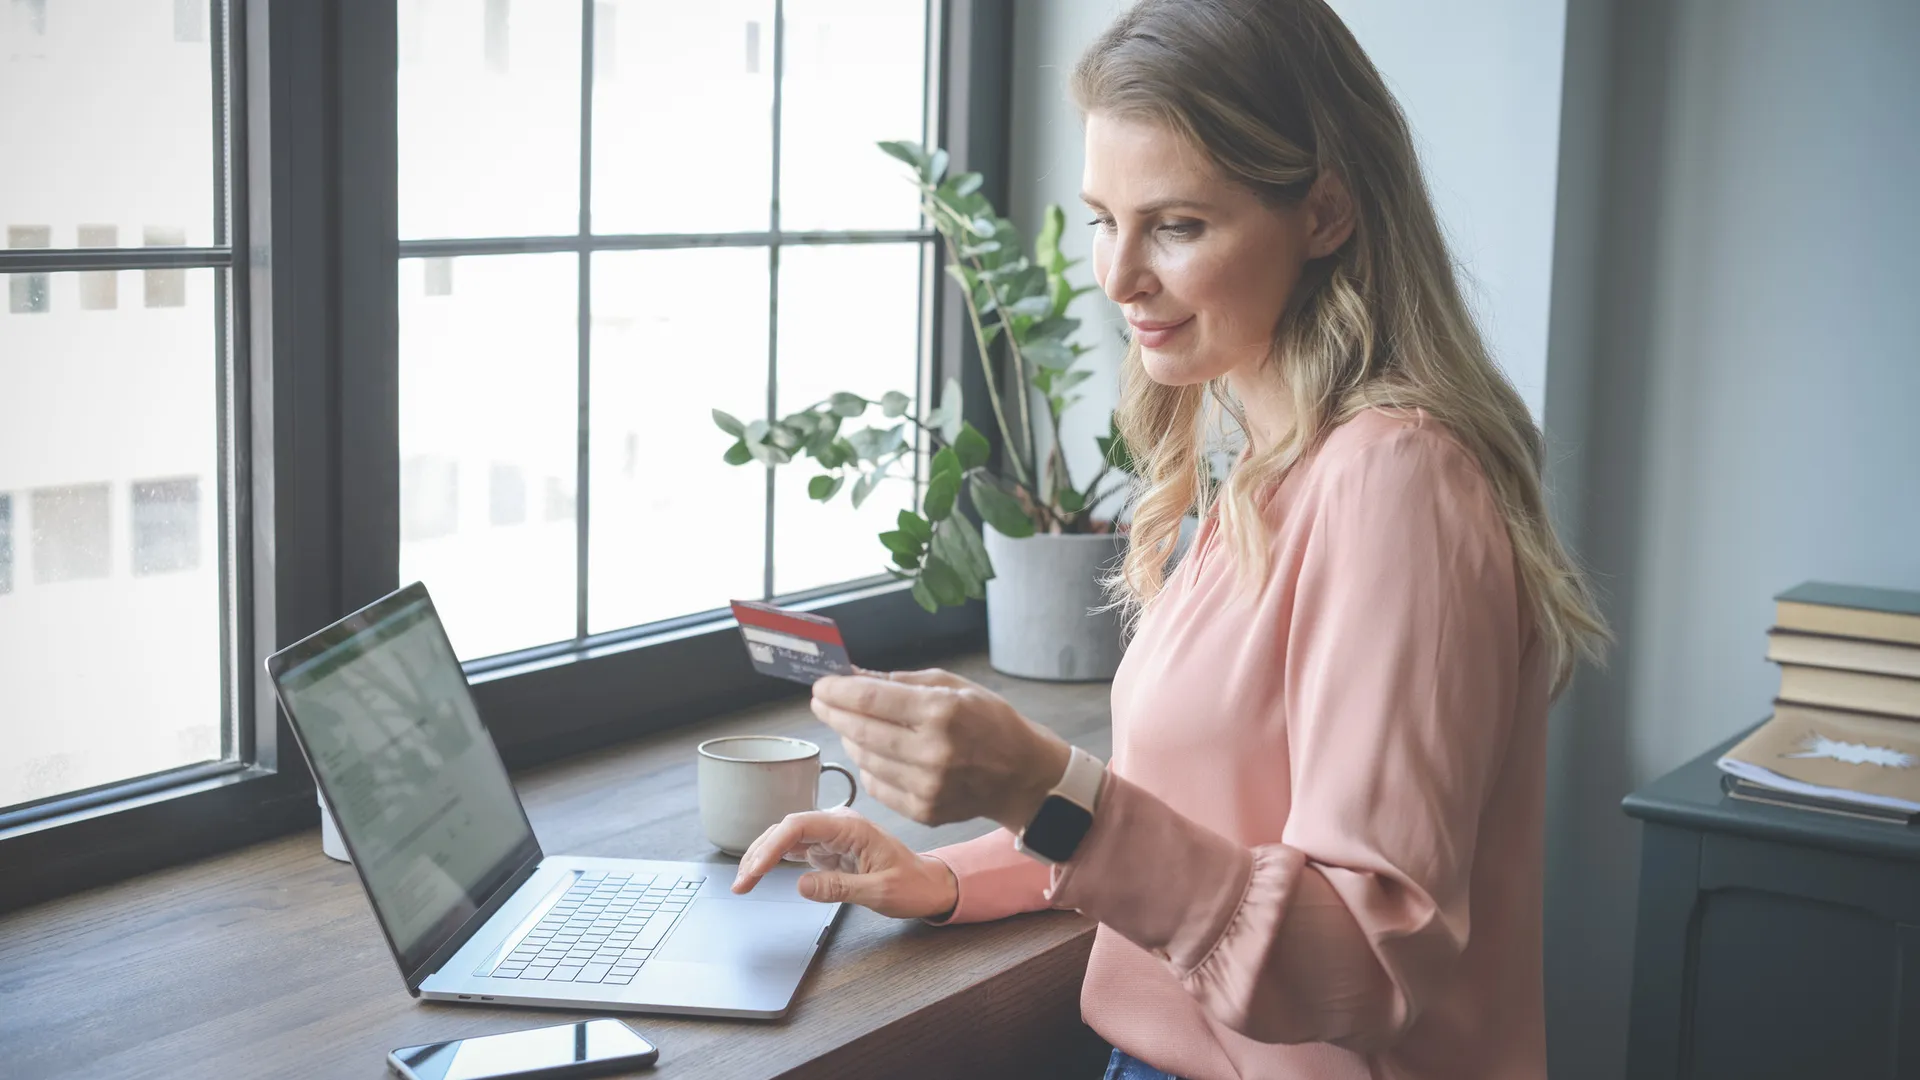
[878,140,926,169]
[769,423,804,452]
[1053,368,1094,394]
[745,419,770,444]
[928,148,949,182]
[1034,204,1066,273]
[829,392,868,418]
[712,409,746,437]
[1096,415,1136,474]
[897,509,933,544]
[879,529,921,557]
[881,390,911,418]
[953,423,990,472]
[910,576,939,613]
[723,440,753,466]
[1023,338,1073,369]
[969,215,998,237]
[1056,487,1086,514]
[921,556,967,606]
[1008,294,1053,319]
[931,515,990,600]
[808,474,844,501]
[936,377,964,442]
[1029,315,1079,341]
[847,424,907,462]
[969,476,1036,538]
[950,511,996,584]
[923,470,959,521]
[951,172,983,197]
[893,547,922,570]
[826,436,857,468]
[931,445,961,481]
[851,471,879,509]
[747,440,791,466]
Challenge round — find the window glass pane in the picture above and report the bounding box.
[398,0,581,240]
[132,476,201,575]
[592,0,774,235]
[772,243,922,596]
[589,248,768,633]
[779,0,927,232]
[31,483,110,582]
[400,253,578,660]
[7,226,51,314]
[0,268,223,808]
[77,224,119,309]
[0,493,12,594]
[0,1,217,247]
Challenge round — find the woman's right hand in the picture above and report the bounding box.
[729,806,959,921]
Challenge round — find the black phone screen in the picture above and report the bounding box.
[388,1018,657,1080]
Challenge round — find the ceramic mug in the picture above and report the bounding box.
[696,735,857,856]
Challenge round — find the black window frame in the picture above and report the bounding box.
[0,0,1012,913]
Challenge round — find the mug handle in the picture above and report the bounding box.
[817,762,857,809]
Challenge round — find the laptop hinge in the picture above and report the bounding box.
[405,850,544,993]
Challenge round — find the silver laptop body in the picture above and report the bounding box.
[265,583,841,1019]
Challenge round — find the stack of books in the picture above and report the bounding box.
[1718,582,1920,824]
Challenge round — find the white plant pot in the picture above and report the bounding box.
[318,789,351,863]
[983,529,1128,681]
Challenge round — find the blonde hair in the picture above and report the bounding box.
[1079,0,1609,695]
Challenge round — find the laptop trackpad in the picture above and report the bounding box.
[654,898,824,969]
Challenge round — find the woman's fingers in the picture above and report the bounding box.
[874,667,972,690]
[856,764,939,825]
[813,675,959,729]
[811,698,935,764]
[731,810,858,894]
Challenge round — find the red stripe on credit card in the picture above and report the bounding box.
[729,600,846,647]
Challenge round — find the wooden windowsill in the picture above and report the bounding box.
[0,654,1115,1080]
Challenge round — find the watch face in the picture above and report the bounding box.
[1025,794,1094,862]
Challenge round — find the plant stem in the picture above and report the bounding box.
[970,267,1039,490]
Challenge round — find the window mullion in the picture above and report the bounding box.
[576,0,597,641]
[763,0,787,602]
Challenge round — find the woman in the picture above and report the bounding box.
[734,1,1609,1077]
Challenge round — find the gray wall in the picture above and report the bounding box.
[1006,0,1920,1075]
[1548,1,1920,1076]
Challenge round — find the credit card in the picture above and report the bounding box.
[730,600,855,685]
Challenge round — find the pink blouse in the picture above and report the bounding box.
[930,408,1552,1080]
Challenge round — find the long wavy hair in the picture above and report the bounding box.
[1081,0,1609,695]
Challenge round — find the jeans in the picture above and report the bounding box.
[1102,1048,1183,1080]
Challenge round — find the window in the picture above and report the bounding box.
[78,225,119,309]
[11,0,46,37]
[174,0,206,43]
[144,226,189,308]
[8,226,50,313]
[0,493,13,594]
[30,483,111,583]
[398,0,936,660]
[0,0,231,818]
[2,0,997,913]
[132,477,202,575]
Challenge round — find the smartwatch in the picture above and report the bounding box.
[1014,746,1106,865]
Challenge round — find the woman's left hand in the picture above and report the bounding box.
[810,668,1073,830]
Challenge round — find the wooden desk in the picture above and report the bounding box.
[0,655,1114,1080]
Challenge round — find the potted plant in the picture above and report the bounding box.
[710,141,1134,681]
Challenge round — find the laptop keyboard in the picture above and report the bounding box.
[479,871,704,986]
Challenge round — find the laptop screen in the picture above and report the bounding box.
[273,587,539,977]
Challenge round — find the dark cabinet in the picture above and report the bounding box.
[1623,724,1920,1079]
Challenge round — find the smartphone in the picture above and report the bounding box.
[387,1018,658,1080]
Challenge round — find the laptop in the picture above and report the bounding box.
[266,582,842,1019]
